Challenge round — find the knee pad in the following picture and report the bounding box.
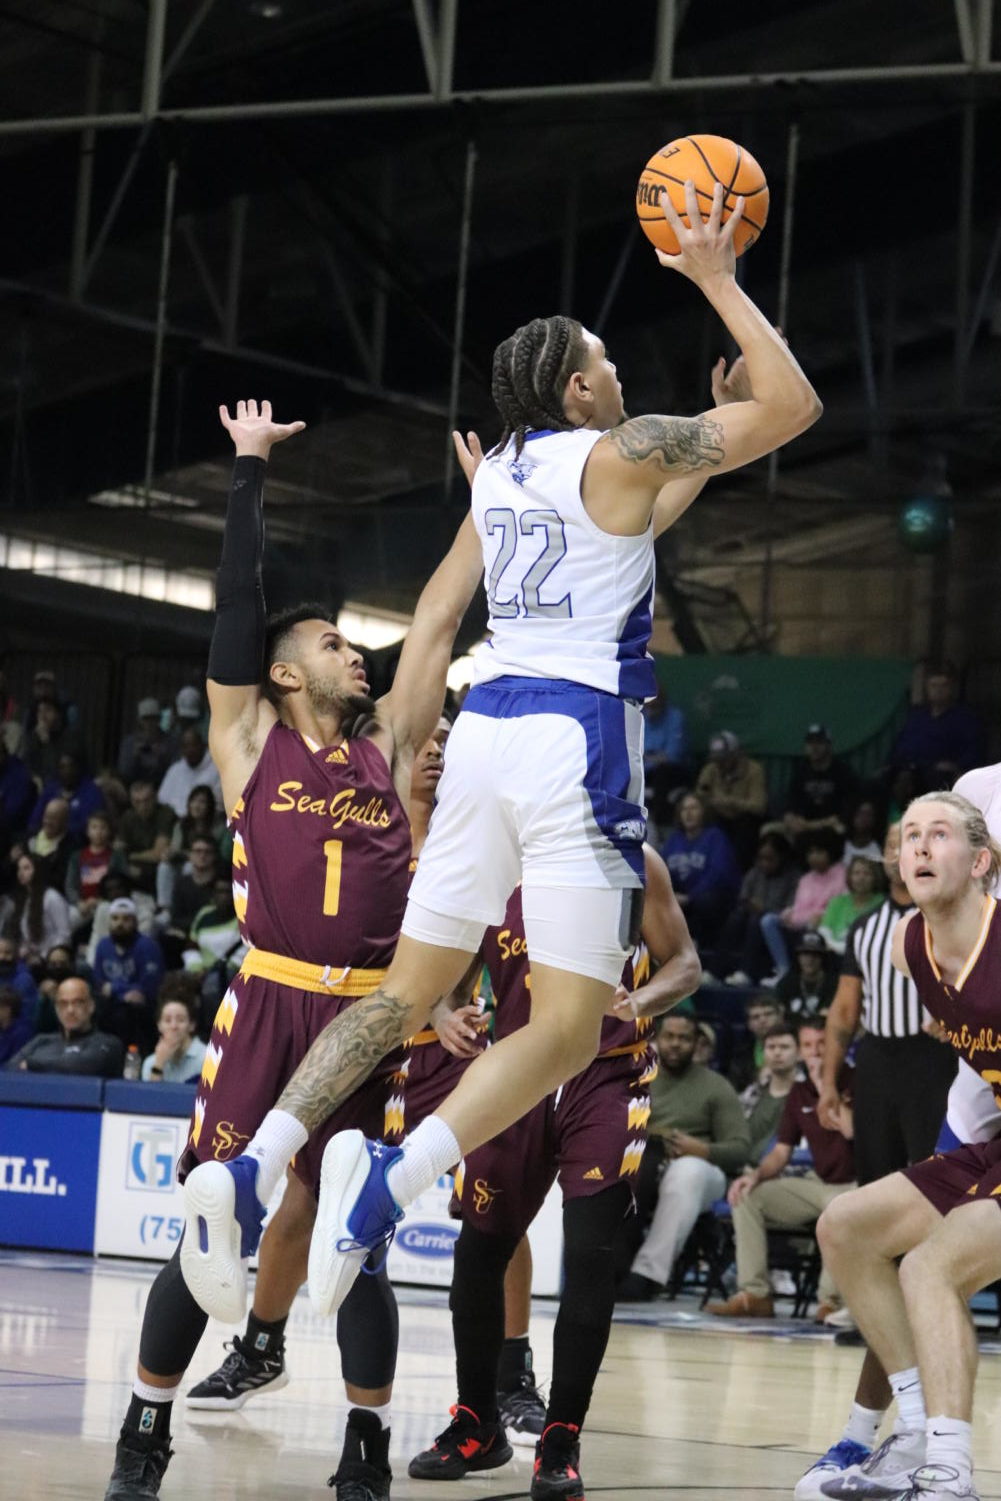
[336,1263,399,1390]
[138,1247,210,1376]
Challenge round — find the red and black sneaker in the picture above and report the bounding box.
[531,1422,585,1501]
[407,1404,513,1481]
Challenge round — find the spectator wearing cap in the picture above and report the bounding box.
[642,682,691,835]
[695,730,767,868]
[173,684,207,736]
[6,975,122,1077]
[889,660,984,792]
[717,833,799,986]
[28,751,105,842]
[783,725,859,852]
[117,697,177,788]
[85,872,157,968]
[817,853,884,955]
[759,828,846,979]
[774,930,839,1020]
[157,727,223,820]
[91,897,164,1053]
[660,790,742,951]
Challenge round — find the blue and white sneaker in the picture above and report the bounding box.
[309,1130,404,1316]
[795,1440,872,1500]
[820,1429,927,1497]
[181,1156,266,1325]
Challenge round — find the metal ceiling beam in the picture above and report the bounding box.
[1,60,999,137]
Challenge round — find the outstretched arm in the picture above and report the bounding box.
[609,844,701,1020]
[207,400,305,814]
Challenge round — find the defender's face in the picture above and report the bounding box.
[411,719,450,804]
[899,802,985,906]
[577,329,625,429]
[290,621,370,706]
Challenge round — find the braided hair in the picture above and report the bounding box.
[491,315,590,457]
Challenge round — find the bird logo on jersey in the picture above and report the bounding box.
[507,455,537,487]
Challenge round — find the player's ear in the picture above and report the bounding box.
[269,658,301,693]
[563,369,592,417]
[971,846,992,884]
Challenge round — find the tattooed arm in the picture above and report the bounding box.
[582,181,821,537]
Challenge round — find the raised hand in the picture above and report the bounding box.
[452,429,485,487]
[654,180,741,285]
[711,352,751,406]
[218,399,306,459]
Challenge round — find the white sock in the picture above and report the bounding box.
[244,1110,309,1205]
[888,1367,927,1434]
[842,1401,885,1448]
[925,1415,973,1487]
[352,1399,392,1430]
[133,1378,180,1404]
[385,1115,461,1207]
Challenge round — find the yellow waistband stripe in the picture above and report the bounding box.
[239,947,387,998]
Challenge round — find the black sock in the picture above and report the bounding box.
[125,1392,172,1442]
[244,1310,287,1357]
[498,1336,534,1393]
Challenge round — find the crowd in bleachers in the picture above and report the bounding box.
[0,670,238,1080]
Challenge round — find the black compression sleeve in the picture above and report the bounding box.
[207,455,267,686]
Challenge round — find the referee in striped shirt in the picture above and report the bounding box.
[818,821,956,1186]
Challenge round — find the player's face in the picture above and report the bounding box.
[899,802,987,906]
[293,621,372,716]
[577,329,626,428]
[410,719,450,805]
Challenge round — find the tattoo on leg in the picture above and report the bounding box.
[277,989,431,1134]
[608,415,725,473]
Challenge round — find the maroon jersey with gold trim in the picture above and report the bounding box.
[481,886,654,1054]
[904,896,1001,1101]
[230,722,411,967]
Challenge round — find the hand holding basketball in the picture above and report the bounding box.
[636,133,769,258]
[655,180,740,284]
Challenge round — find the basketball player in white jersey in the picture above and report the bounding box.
[181,180,822,1325]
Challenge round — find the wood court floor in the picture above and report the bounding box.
[5,1251,1001,1500]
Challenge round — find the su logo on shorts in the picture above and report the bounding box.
[211,1121,251,1160]
[471,1177,502,1213]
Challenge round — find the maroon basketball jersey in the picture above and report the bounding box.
[481,886,653,1055]
[231,722,411,967]
[904,897,1001,1100]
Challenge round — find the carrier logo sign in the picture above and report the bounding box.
[398,1223,459,1258]
[0,1156,67,1196]
[128,1123,180,1193]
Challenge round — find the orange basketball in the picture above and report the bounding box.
[635,134,769,258]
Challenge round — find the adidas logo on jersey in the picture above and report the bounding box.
[583,1166,604,1181]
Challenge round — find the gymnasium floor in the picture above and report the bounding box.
[4,1251,1001,1500]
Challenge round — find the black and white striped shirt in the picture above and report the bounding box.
[842,897,924,1038]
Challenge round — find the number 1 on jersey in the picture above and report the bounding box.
[323,839,343,915]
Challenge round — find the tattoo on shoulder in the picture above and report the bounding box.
[609,415,725,474]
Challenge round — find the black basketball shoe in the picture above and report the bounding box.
[531,1422,585,1501]
[497,1372,547,1447]
[328,1408,392,1501]
[408,1405,513,1481]
[104,1424,173,1500]
[185,1335,289,1410]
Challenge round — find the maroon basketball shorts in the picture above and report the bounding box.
[383,1029,478,1144]
[904,1135,1001,1214]
[455,1045,656,1238]
[177,963,403,1194]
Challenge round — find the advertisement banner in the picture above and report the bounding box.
[0,1106,102,1252]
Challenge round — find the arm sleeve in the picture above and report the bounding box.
[705,1078,753,1174]
[207,456,267,686]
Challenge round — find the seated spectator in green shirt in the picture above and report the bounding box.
[817,854,884,954]
[740,1020,801,1164]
